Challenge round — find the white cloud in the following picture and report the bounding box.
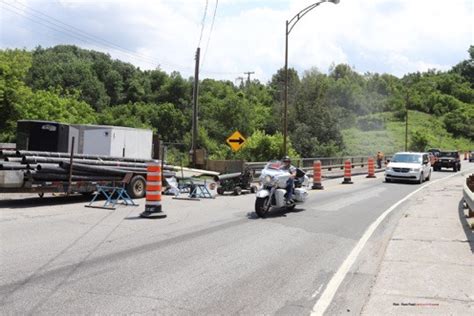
[1,0,472,81]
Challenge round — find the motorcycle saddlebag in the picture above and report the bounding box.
[293,188,307,202]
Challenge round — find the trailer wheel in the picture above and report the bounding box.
[250,185,257,193]
[233,186,242,196]
[127,175,146,199]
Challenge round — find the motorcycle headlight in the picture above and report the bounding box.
[263,175,273,184]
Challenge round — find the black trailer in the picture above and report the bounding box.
[214,169,256,195]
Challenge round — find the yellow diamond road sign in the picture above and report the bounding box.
[226,131,246,152]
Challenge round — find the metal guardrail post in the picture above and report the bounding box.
[464,177,474,218]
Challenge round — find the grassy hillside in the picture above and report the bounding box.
[342,111,473,155]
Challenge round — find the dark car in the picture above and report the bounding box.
[470,151,474,162]
[433,151,461,172]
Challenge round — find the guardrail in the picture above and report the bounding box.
[464,174,474,218]
[246,155,392,177]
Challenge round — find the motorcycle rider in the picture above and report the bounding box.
[280,156,297,204]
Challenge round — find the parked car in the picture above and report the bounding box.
[385,152,431,184]
[432,151,461,172]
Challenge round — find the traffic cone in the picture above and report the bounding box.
[342,159,353,184]
[140,161,166,218]
[366,157,376,178]
[312,160,324,190]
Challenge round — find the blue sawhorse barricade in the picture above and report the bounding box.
[85,185,139,210]
[172,178,214,201]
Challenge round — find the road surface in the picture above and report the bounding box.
[1,161,472,315]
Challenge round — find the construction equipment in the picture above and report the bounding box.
[214,168,256,195]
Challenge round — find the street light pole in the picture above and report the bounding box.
[283,20,289,156]
[405,90,409,152]
[282,0,340,156]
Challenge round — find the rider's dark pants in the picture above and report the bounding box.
[286,178,294,201]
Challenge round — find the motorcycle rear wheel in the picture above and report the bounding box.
[255,197,270,218]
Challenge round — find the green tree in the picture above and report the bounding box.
[26,45,110,110]
[18,89,97,125]
[452,45,474,87]
[444,104,474,140]
[410,130,430,151]
[0,49,33,141]
[98,102,188,142]
[235,130,299,161]
[287,69,344,157]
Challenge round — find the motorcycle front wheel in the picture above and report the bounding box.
[255,197,270,218]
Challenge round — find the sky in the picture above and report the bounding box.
[1,0,473,83]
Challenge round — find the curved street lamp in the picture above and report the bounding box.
[282,0,340,155]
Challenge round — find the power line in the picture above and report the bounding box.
[201,0,219,70]
[197,0,209,48]
[1,0,241,76]
[2,6,113,55]
[2,0,193,72]
[11,0,164,66]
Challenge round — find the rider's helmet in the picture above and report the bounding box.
[282,156,291,163]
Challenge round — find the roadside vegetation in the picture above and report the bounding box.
[342,111,473,156]
[1,45,472,163]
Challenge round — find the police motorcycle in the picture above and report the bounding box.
[254,160,309,217]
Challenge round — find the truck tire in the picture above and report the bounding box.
[127,175,146,199]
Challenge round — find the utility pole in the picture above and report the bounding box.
[191,47,200,167]
[244,71,255,85]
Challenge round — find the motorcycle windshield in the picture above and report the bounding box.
[263,160,283,171]
[261,160,290,179]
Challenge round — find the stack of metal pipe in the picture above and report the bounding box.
[0,150,174,182]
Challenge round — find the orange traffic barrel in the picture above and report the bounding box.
[366,157,376,178]
[140,161,166,218]
[342,159,353,184]
[312,160,324,190]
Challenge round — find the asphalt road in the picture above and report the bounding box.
[1,161,472,315]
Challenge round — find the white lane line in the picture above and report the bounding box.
[311,284,324,298]
[310,171,460,316]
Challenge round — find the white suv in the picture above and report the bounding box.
[385,152,431,184]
